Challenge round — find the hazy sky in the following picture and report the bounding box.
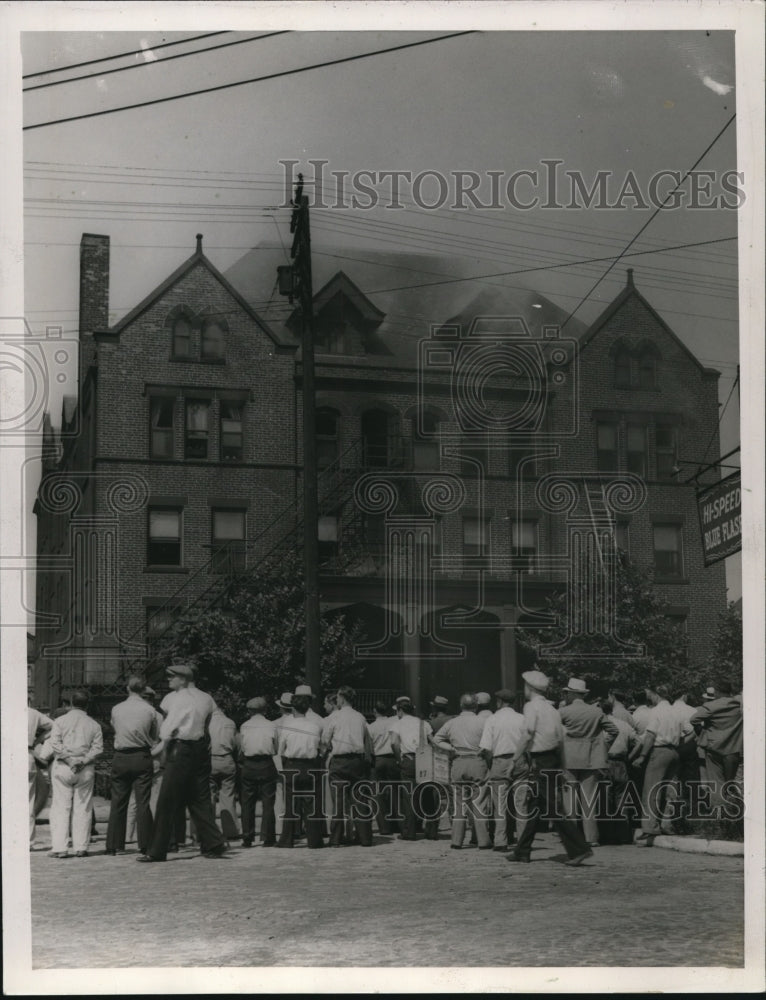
[19,25,742,594]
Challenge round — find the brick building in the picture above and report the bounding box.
[32,234,728,714]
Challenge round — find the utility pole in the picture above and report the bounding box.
[278,174,321,705]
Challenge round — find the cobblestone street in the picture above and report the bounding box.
[30,824,743,969]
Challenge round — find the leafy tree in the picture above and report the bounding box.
[516,556,696,702]
[161,553,365,721]
[704,601,743,692]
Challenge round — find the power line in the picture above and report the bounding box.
[23,31,479,131]
[359,237,738,296]
[23,32,229,79]
[23,33,291,93]
[559,113,737,330]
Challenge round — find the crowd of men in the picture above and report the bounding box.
[27,664,744,868]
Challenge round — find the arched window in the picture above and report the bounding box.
[201,319,225,361]
[615,349,632,388]
[172,316,192,358]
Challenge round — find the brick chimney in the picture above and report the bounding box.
[79,233,110,335]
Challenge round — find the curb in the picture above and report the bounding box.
[635,834,743,857]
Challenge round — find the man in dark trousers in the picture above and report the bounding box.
[277,693,324,848]
[691,680,743,803]
[106,675,159,855]
[508,670,593,867]
[137,664,227,862]
[321,685,374,847]
[239,696,278,847]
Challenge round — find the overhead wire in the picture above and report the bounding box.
[22,32,228,79]
[23,31,479,131]
[23,33,291,92]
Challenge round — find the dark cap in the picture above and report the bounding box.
[166,663,194,679]
[494,688,515,702]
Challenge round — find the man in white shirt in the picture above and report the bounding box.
[28,702,52,849]
[49,690,103,858]
[239,696,278,847]
[389,696,433,841]
[479,689,528,851]
[322,686,374,847]
[137,664,227,862]
[277,692,324,848]
[434,693,490,849]
[508,670,593,867]
[367,701,399,835]
[634,683,692,838]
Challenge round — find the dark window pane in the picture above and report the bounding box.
[615,351,632,388]
[172,317,192,357]
[220,402,243,461]
[656,424,677,480]
[653,524,682,576]
[201,321,225,360]
[638,354,656,389]
[186,401,209,459]
[626,425,647,477]
[150,398,174,458]
[148,509,181,566]
[596,422,618,471]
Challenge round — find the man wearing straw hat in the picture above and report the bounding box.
[559,677,617,849]
[508,669,593,867]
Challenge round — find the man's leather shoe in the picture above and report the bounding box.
[136,855,164,863]
[202,845,227,858]
[74,851,88,858]
[565,849,594,867]
[507,853,530,863]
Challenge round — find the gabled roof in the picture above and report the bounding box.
[578,270,712,373]
[109,238,293,348]
[311,271,386,324]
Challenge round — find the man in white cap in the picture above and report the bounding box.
[434,693,491,850]
[508,669,593,866]
[428,696,453,735]
[559,678,617,848]
[476,693,493,721]
[137,664,227,862]
[239,696,278,847]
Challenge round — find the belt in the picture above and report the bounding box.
[171,737,206,744]
[492,753,515,759]
[375,753,395,759]
[282,756,318,763]
[401,753,416,759]
[244,754,273,760]
[653,744,679,751]
[530,749,557,758]
[453,751,481,757]
[114,745,152,753]
[332,752,364,758]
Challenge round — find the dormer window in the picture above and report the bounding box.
[201,319,225,361]
[172,316,192,358]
